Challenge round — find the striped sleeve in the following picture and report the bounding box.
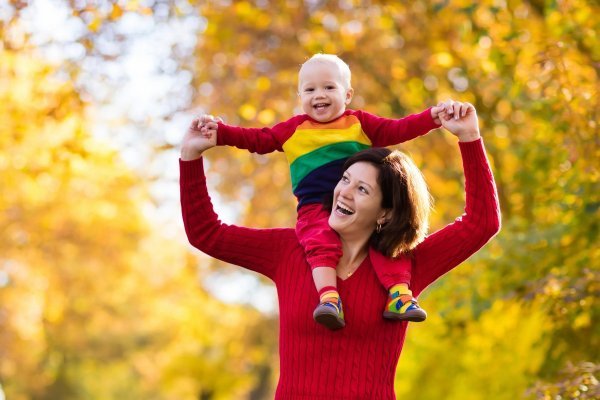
[216,115,306,154]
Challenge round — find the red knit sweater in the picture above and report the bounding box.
[180,139,500,400]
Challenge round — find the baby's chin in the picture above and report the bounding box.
[307,108,345,123]
[310,114,332,123]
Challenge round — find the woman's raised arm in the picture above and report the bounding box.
[410,105,501,296]
[179,118,292,280]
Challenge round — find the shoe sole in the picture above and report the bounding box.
[313,309,345,330]
[383,310,427,322]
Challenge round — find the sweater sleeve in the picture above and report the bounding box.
[410,139,501,296]
[356,108,441,147]
[180,157,292,281]
[216,116,303,154]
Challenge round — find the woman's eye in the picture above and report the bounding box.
[359,186,369,194]
[341,176,349,183]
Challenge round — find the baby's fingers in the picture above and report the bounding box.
[204,121,219,130]
[439,100,454,115]
[189,117,203,130]
[438,110,451,121]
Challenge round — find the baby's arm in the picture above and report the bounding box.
[201,115,297,154]
[358,100,458,147]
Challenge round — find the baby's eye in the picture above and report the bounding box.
[304,88,314,92]
[325,85,336,90]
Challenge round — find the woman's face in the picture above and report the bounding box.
[328,161,387,238]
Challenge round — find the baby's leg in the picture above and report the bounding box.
[369,248,427,322]
[296,204,342,270]
[296,204,345,330]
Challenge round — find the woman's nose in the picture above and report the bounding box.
[339,185,352,199]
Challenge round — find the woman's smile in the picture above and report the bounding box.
[335,200,355,216]
[329,161,385,236]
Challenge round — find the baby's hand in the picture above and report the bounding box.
[431,100,458,124]
[196,114,222,139]
[182,116,221,160]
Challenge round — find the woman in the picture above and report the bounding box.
[180,103,500,399]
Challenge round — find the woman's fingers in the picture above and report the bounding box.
[458,102,471,118]
[453,102,464,119]
[464,102,475,116]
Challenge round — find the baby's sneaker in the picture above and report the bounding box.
[313,298,345,330]
[383,290,427,322]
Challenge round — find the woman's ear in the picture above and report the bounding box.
[377,209,392,225]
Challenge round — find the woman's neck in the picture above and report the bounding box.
[337,235,370,278]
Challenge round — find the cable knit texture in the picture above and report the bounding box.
[180,139,500,400]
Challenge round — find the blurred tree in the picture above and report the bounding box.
[2,0,597,398]
[527,362,600,400]
[0,16,276,400]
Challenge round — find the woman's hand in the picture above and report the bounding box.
[180,115,219,160]
[438,102,481,142]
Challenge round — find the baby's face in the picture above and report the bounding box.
[298,61,353,123]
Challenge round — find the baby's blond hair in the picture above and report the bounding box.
[299,54,352,90]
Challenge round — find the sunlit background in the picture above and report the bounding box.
[1,0,598,399]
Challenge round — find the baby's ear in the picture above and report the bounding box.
[345,87,354,104]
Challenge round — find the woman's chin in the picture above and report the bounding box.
[329,215,353,235]
[328,215,344,233]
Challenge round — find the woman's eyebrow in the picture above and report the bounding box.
[358,180,374,190]
[346,171,374,190]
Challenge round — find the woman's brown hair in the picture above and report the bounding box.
[328,147,432,258]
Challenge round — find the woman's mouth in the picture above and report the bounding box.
[335,202,355,215]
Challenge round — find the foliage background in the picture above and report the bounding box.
[1,0,598,399]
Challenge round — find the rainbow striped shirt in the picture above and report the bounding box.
[217,108,438,208]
